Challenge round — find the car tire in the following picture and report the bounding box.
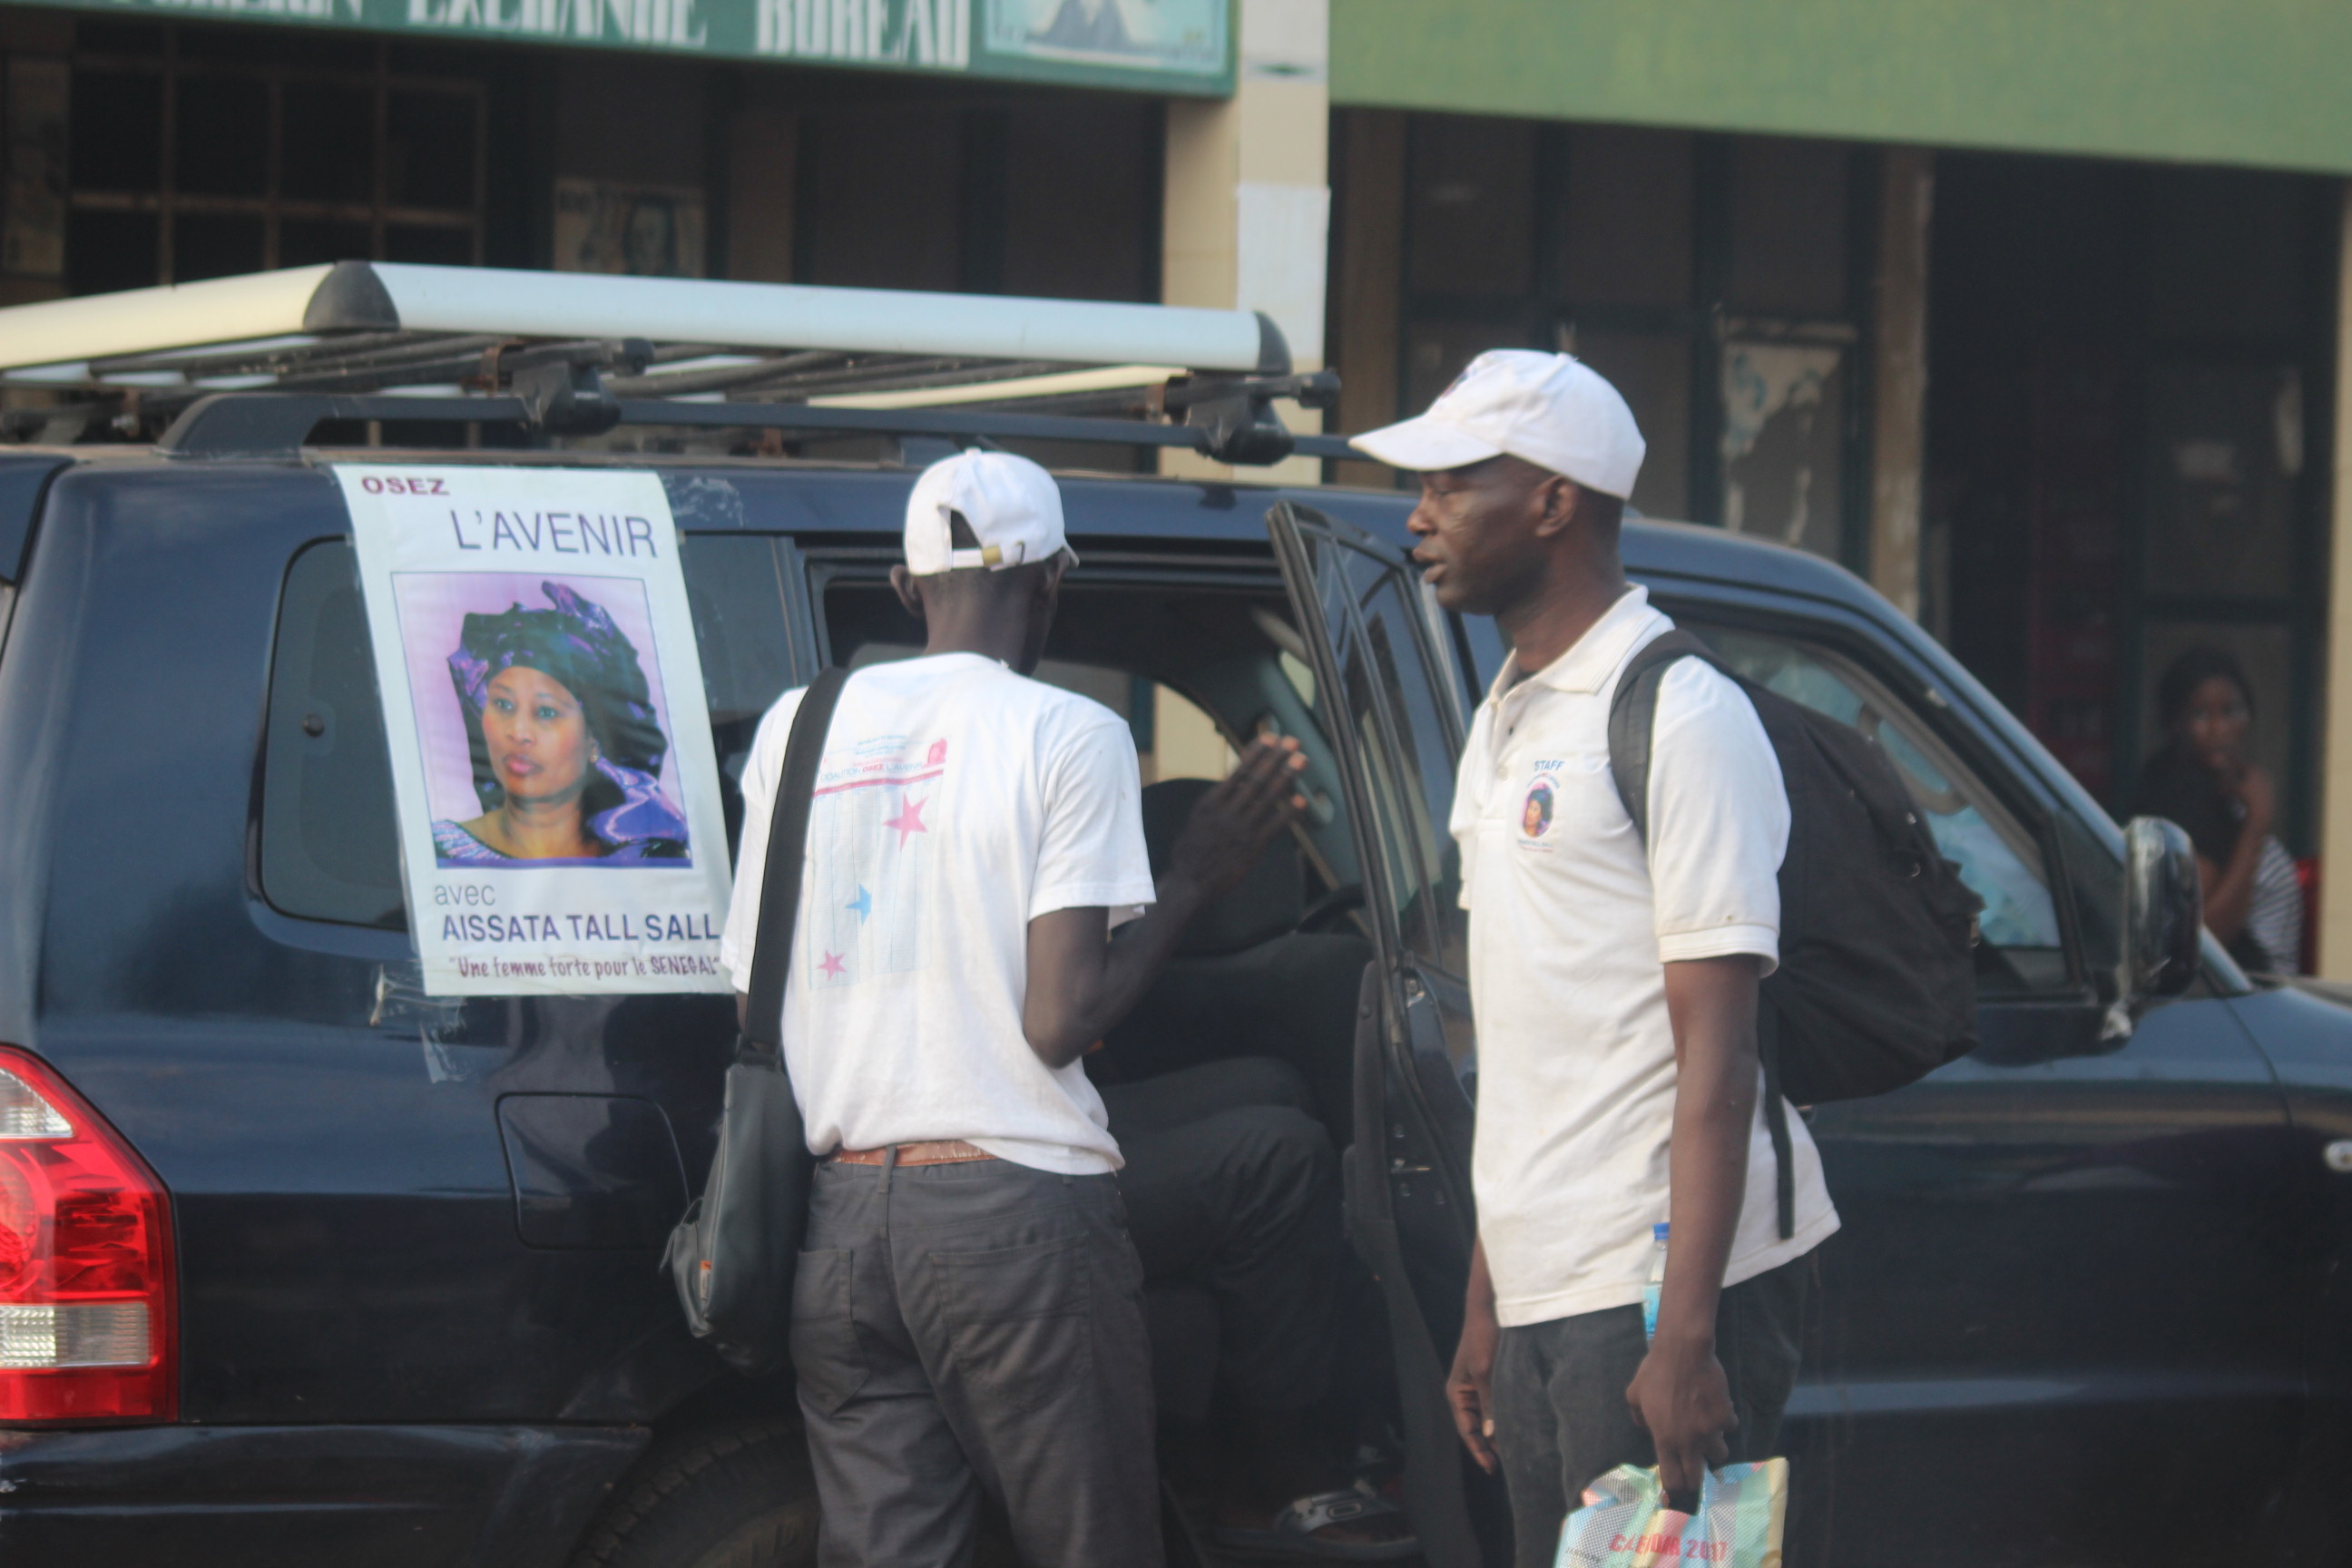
[570,1416,819,1568]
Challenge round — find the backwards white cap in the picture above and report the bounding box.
[1349,349,1646,500]
[903,450,1078,575]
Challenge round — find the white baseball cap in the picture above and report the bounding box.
[903,450,1078,575]
[1350,349,1646,499]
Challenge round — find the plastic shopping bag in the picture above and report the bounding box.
[1553,1458,1788,1568]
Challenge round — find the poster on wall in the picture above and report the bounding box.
[553,179,708,278]
[337,465,733,996]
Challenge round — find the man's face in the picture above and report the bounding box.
[1404,455,1563,616]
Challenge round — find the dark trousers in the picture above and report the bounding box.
[1101,1057,1344,1413]
[791,1156,1162,1568]
[1488,1254,1810,1568]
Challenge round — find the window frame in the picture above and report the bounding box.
[1657,591,2108,1004]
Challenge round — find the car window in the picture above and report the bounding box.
[1286,522,1468,977]
[1689,622,2072,995]
[260,534,797,929]
[260,542,407,928]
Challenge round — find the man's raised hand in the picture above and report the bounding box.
[1166,736,1308,901]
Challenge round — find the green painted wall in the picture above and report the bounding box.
[1332,0,2352,172]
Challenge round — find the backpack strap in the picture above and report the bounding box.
[1605,630,1720,844]
[741,666,850,1062]
[1606,630,1798,1241]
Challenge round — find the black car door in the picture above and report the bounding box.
[1660,599,2302,1568]
[1266,501,1497,1566]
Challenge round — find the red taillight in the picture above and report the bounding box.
[0,1046,175,1424]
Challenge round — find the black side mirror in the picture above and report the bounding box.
[2121,816,2202,1004]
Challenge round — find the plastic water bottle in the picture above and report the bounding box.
[1642,1222,1670,1340]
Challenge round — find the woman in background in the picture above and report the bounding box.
[2132,646,2302,973]
[433,581,689,866]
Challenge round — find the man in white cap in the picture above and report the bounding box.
[722,450,1306,1568]
[1351,352,1838,1562]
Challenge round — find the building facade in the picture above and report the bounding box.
[6,0,2352,969]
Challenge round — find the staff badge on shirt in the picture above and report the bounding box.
[1520,777,1556,841]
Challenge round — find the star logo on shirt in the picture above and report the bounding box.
[818,951,847,979]
[884,793,929,849]
[847,885,872,923]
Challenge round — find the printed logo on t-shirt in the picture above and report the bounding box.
[1520,777,1555,841]
[1514,766,1552,850]
[802,733,947,985]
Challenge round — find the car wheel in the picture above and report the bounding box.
[570,1416,819,1568]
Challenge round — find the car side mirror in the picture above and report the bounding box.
[2120,816,2202,1007]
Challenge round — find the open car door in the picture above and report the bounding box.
[1266,501,1492,1566]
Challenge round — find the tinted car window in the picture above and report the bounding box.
[260,534,795,928]
[261,541,406,927]
[1690,622,2071,995]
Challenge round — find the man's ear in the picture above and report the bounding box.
[889,564,926,620]
[1034,558,1067,609]
[1529,473,1581,540]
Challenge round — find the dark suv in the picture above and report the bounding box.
[4,413,2352,1568]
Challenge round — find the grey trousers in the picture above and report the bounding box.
[791,1155,1164,1568]
[1489,1253,1810,1568]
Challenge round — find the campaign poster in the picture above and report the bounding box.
[336,465,733,996]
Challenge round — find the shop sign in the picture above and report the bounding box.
[54,0,1232,94]
[337,465,736,997]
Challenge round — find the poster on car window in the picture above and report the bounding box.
[336,465,733,996]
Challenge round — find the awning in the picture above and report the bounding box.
[1332,0,2352,174]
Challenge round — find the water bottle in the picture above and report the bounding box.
[1641,1222,1670,1340]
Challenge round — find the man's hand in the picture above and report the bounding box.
[1166,736,1308,902]
[1020,736,1305,1067]
[1446,1239,1501,1473]
[1626,1332,1735,1500]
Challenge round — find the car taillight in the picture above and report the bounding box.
[0,1046,175,1424]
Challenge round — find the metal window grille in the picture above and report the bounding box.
[66,26,485,289]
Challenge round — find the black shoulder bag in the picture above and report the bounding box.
[664,665,848,1376]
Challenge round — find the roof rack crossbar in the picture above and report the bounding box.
[153,390,1357,464]
[600,349,851,399]
[90,330,461,380]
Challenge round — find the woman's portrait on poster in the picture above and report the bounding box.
[430,581,691,867]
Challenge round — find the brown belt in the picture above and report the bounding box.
[828,1139,995,1167]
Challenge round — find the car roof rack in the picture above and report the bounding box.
[0,261,1350,466]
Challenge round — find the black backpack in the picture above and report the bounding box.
[1608,632,1983,1237]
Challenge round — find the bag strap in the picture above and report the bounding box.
[1604,629,1720,844]
[742,666,850,1059]
[1607,631,1797,1240]
[1759,1004,1796,1240]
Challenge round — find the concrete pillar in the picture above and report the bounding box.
[1868,148,1934,620]
[1329,108,1406,490]
[2318,182,2352,978]
[1161,0,1329,484]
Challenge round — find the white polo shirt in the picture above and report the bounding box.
[721,653,1157,1175]
[1452,586,1839,1328]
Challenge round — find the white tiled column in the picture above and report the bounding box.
[1161,0,1329,484]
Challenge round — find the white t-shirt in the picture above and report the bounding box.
[720,652,1157,1175]
[1451,586,1839,1328]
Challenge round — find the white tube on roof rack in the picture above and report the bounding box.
[0,267,342,373]
[0,260,1288,377]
